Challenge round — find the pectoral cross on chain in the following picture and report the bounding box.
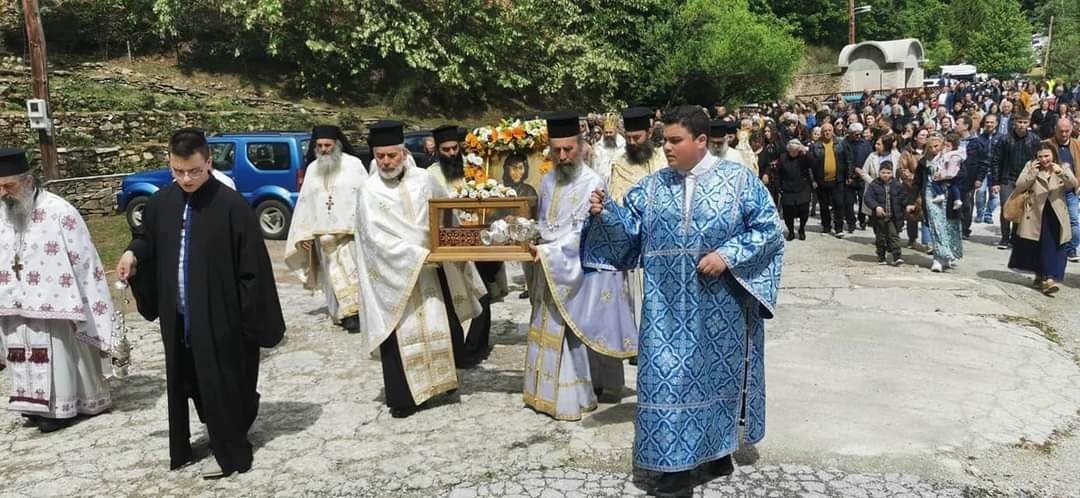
[325,194,335,213]
[12,256,23,281]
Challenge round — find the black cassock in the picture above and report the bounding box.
[127,178,284,474]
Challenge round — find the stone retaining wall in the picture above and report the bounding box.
[45,173,126,216]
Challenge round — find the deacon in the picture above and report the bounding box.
[284,125,366,332]
[0,149,114,433]
[710,119,758,175]
[590,113,625,182]
[523,112,638,421]
[607,107,667,328]
[585,106,784,496]
[427,124,499,368]
[354,121,487,418]
[117,128,285,478]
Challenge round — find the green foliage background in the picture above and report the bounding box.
[0,0,1058,111]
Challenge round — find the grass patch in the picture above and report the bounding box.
[798,44,839,75]
[85,214,132,271]
[994,315,1062,345]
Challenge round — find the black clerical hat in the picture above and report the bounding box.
[368,120,405,147]
[0,148,29,176]
[432,125,459,145]
[546,112,580,139]
[710,119,737,138]
[622,107,653,132]
[311,124,343,140]
[457,127,468,143]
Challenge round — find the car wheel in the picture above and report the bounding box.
[125,196,149,234]
[255,199,291,240]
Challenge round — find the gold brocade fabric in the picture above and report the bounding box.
[608,148,667,203]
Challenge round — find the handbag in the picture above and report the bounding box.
[1003,190,1028,222]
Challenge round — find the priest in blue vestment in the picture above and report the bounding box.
[522,112,639,422]
[583,105,784,496]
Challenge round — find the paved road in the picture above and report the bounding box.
[1,218,1078,497]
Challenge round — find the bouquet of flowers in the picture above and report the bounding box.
[449,178,518,200]
[464,119,548,156]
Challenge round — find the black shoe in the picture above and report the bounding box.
[997,241,1010,250]
[593,387,604,397]
[703,454,735,477]
[518,291,529,299]
[37,417,75,433]
[858,223,866,231]
[653,471,692,497]
[785,232,795,241]
[628,356,638,366]
[390,406,417,419]
[798,230,806,240]
[339,314,360,332]
[21,414,42,427]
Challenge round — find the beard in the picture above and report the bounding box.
[2,189,34,234]
[437,153,465,181]
[378,164,405,181]
[315,142,343,177]
[554,157,585,184]
[625,141,654,165]
[709,141,729,157]
[602,135,617,148]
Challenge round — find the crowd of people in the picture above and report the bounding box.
[571,78,1079,294]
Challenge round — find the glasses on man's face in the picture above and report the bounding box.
[172,168,206,179]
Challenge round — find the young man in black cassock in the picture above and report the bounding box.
[117,128,285,479]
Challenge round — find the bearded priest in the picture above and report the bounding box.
[284,125,366,332]
[354,121,487,418]
[522,112,638,421]
[0,148,114,433]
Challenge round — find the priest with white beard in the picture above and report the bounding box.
[710,119,758,175]
[354,121,487,418]
[522,112,638,421]
[285,125,366,332]
[590,114,625,183]
[0,149,114,433]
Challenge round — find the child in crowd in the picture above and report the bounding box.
[930,133,964,210]
[865,162,913,266]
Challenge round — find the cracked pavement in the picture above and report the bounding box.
[1,219,1079,497]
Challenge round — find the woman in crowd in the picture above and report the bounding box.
[914,133,963,272]
[899,128,929,249]
[777,139,815,241]
[1008,143,1078,295]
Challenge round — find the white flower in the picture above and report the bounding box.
[449,190,459,199]
[478,190,490,199]
[486,179,498,187]
[506,188,517,197]
[469,190,479,199]
[466,153,484,166]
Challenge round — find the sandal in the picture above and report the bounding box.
[1041,279,1060,295]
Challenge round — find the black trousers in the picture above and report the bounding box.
[463,262,500,362]
[817,183,845,233]
[782,202,810,233]
[961,188,975,236]
[846,185,864,228]
[379,332,416,410]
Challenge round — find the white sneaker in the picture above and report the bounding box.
[931,261,943,272]
[931,194,946,204]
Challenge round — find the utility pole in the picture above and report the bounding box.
[848,0,856,45]
[1044,15,1054,77]
[22,0,59,180]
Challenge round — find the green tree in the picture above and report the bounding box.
[651,0,802,105]
[1039,0,1080,79]
[946,0,1033,74]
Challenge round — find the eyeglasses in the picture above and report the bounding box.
[172,168,206,179]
